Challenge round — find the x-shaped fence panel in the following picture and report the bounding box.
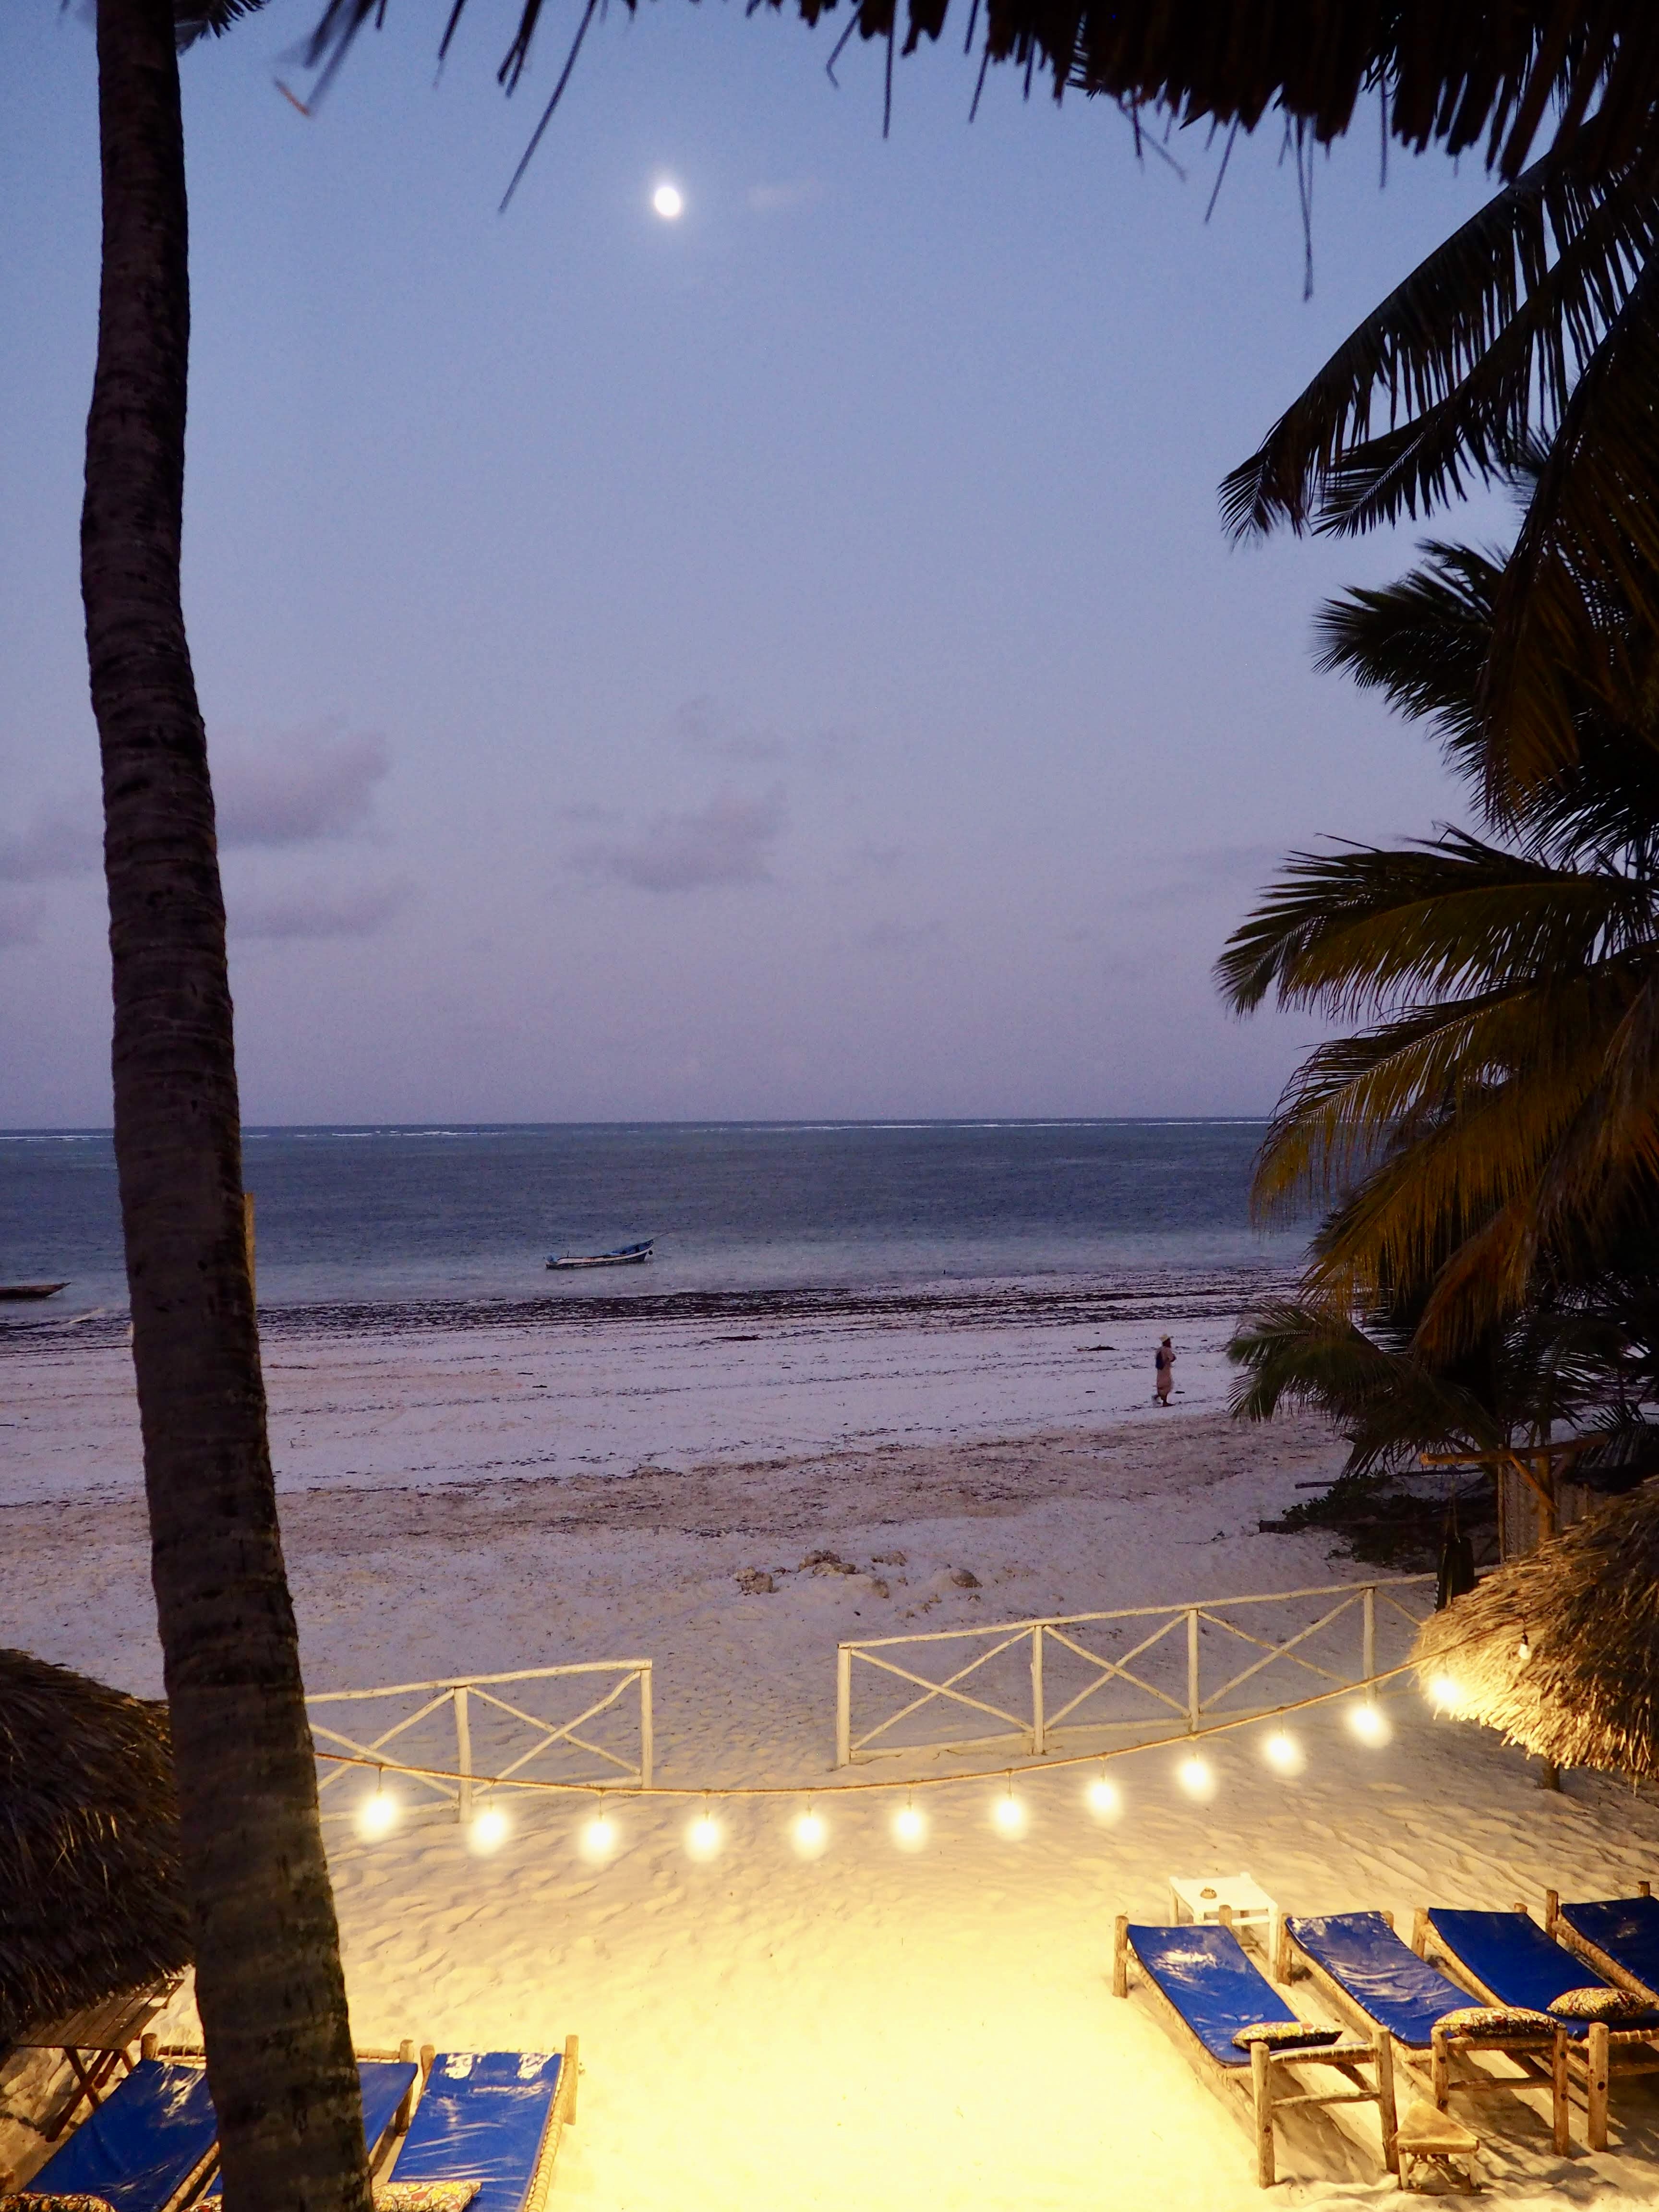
[835,1579,1434,1764]
[308,1660,653,1821]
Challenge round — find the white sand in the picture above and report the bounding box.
[7,1301,1659,2209]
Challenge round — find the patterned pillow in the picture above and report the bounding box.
[1548,1985,1655,2023]
[1230,2020,1342,2052]
[1433,2005,1556,2038]
[373,2185,481,2212]
[1,2197,119,2212]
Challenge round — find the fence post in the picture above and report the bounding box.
[836,1645,852,1768]
[1031,1626,1046,1755]
[1187,1609,1201,1732]
[1362,1587,1376,1683]
[639,1664,654,1790]
[454,1686,473,1822]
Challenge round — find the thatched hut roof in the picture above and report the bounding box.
[1412,1480,1659,1776]
[0,1649,190,2045]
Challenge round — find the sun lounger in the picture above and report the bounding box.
[6,1975,187,2148]
[15,2057,218,2212]
[1549,1885,1659,2002]
[383,2047,578,2212]
[184,2051,422,2205]
[1277,1911,1569,2154]
[1418,1904,1659,2150]
[1113,1916,1396,2187]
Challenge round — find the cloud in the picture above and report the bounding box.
[0,892,44,947]
[0,801,100,883]
[747,179,825,214]
[213,729,389,848]
[231,879,411,941]
[573,786,786,892]
[674,696,789,765]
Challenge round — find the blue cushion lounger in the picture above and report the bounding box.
[1421,1907,1659,2150]
[1281,1912,1569,2154]
[1553,1892,1659,2002]
[1113,1919,1396,2188]
[385,2048,578,2212]
[20,2061,218,2212]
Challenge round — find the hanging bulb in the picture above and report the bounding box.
[580,1802,618,1862]
[792,1801,828,1858]
[1176,1752,1215,1800]
[1347,1699,1391,1747]
[1516,1628,1532,1666]
[1262,1729,1304,1777]
[686,1799,721,1860]
[1085,1769,1121,1822]
[1429,1672,1466,1713]
[468,1802,509,1854]
[357,1769,398,1839]
[892,1793,926,1849]
[991,1776,1027,1836]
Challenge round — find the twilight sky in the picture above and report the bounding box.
[1,2,1508,1125]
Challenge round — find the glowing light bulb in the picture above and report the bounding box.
[1177,1753,1215,1801]
[1516,1629,1532,1666]
[892,1800,926,1850]
[356,1786,398,1839]
[1347,1699,1392,1746]
[468,1803,509,1854]
[1429,1672,1466,1714]
[792,1807,828,1858]
[652,182,684,220]
[1262,1730,1304,1777]
[580,1809,618,1863]
[686,1809,721,1861]
[1085,1774,1122,1822]
[991,1788,1027,1837]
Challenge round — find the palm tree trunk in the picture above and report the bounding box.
[83,6,372,2208]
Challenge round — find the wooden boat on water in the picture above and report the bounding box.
[0,1281,69,1301]
[546,1239,654,1271]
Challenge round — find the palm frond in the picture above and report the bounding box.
[175,0,273,45]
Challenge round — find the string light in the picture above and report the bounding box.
[991,1774,1027,1836]
[1347,1699,1391,1746]
[1262,1730,1304,1777]
[1176,1752,1215,1800]
[1428,1672,1466,1714]
[1085,1769,1122,1822]
[580,1801,618,1863]
[356,1769,398,1839]
[792,1800,828,1858]
[468,1802,509,1854]
[687,1798,722,1860]
[892,1793,927,1850]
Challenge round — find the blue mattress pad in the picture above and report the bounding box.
[1428,1909,1659,2037]
[1288,1912,1483,2049]
[1562,1896,1659,2000]
[390,2051,565,2212]
[1129,1923,1307,2068]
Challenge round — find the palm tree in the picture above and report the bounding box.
[1217,500,1659,1356]
[79,5,1659,2210]
[85,8,368,2212]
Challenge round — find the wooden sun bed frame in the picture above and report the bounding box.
[1274,1912,1570,2156]
[394,2039,580,2212]
[1413,1903,1659,2153]
[1546,1881,1659,1999]
[1113,1913,1398,2188]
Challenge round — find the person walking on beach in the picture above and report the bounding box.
[1154,1337,1175,1406]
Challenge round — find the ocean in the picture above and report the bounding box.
[0,1120,1303,1317]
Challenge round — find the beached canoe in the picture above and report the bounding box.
[0,1281,69,1301]
[546,1240,654,1271]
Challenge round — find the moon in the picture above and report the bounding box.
[652,183,684,221]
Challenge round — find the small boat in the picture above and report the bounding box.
[0,1281,69,1301]
[546,1239,654,1271]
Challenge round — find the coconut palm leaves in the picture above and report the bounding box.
[1219,517,1659,1351]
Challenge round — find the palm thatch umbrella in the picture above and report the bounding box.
[1412,1481,1659,1776]
[0,1648,191,2046]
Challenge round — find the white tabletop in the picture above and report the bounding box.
[1169,1871,1277,1925]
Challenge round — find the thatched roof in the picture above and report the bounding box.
[0,1650,191,2045]
[1412,1480,1659,1776]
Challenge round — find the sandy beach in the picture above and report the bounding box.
[8,1292,1659,2208]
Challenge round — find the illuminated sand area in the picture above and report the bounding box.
[8,1306,1659,2208]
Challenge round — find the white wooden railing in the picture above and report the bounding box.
[835,1579,1434,1766]
[308,1661,653,1818]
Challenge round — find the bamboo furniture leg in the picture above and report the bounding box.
[1431,2028,1451,2113]
[1113,1914,1130,1999]
[1375,2029,1399,2176]
[1251,2039,1274,2188]
[1587,2021,1611,2152]
[1552,2027,1571,2155]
